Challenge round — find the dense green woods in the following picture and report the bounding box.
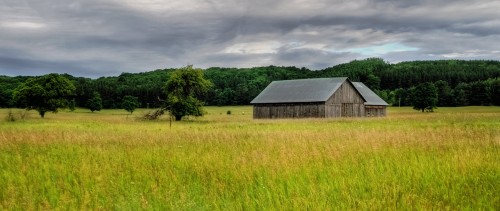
[1,59,499,109]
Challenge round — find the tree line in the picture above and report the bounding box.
[1,58,499,110]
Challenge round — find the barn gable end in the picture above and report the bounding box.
[325,80,365,118]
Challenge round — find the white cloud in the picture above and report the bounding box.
[442,50,494,58]
[1,21,45,29]
[345,43,419,56]
[222,41,281,54]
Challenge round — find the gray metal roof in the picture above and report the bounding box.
[250,77,347,104]
[352,82,389,106]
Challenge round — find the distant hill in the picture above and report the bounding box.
[1,59,499,108]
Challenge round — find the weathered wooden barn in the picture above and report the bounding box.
[250,77,387,119]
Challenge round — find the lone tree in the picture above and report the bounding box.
[68,98,76,112]
[87,91,103,112]
[163,65,212,121]
[13,73,75,118]
[122,95,140,114]
[411,82,438,112]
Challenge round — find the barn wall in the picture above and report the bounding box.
[325,81,365,117]
[253,102,325,119]
[365,105,387,117]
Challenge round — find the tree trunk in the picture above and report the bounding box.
[40,111,46,118]
[175,115,182,121]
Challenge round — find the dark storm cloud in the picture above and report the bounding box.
[0,56,118,78]
[273,46,357,70]
[0,0,498,77]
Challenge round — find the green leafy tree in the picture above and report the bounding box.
[0,88,13,108]
[13,73,75,118]
[364,74,381,90]
[434,80,452,106]
[69,98,76,112]
[164,65,212,121]
[468,81,489,105]
[122,95,140,114]
[485,78,500,105]
[393,88,410,106]
[411,82,438,112]
[451,83,469,106]
[87,91,103,112]
[374,89,394,105]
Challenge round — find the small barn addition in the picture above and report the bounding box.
[250,77,387,119]
[352,82,388,117]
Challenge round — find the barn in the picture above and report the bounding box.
[250,77,387,119]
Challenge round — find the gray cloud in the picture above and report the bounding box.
[0,0,499,77]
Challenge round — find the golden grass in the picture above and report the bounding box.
[0,106,499,210]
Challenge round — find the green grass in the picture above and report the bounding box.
[0,106,499,210]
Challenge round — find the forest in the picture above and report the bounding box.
[1,58,499,109]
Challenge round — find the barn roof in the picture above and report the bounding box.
[250,77,348,104]
[352,82,389,106]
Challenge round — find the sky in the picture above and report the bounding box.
[1,0,499,78]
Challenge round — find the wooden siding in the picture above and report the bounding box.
[253,102,325,119]
[325,81,365,117]
[365,105,387,117]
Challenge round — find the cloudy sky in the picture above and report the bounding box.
[1,0,499,78]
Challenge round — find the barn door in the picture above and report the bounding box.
[342,103,354,117]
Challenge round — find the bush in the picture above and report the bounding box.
[6,110,15,122]
[5,110,28,122]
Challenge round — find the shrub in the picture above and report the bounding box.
[6,110,15,122]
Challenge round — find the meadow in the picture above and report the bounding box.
[0,106,498,210]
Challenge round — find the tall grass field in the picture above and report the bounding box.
[0,106,498,210]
